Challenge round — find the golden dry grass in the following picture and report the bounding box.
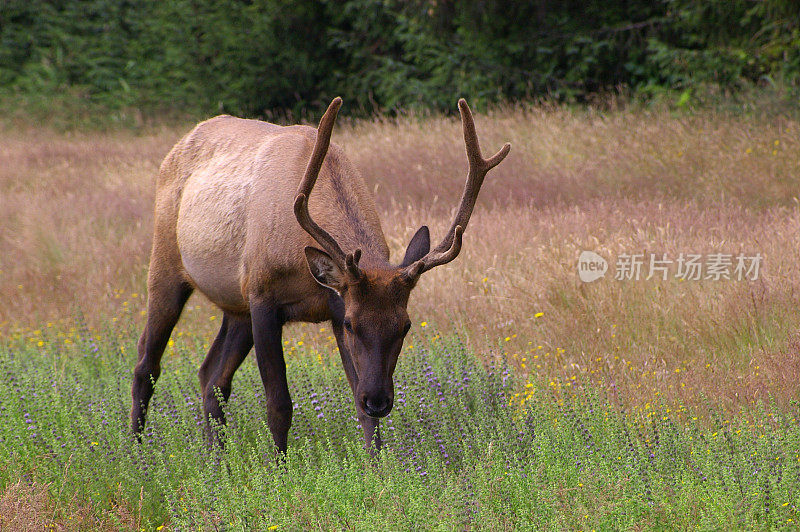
[1,105,799,410]
[0,480,140,531]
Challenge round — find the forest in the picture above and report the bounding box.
[1,0,799,120]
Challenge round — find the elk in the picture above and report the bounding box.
[130,97,510,453]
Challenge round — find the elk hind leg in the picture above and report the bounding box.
[198,314,230,395]
[131,275,192,435]
[202,314,254,443]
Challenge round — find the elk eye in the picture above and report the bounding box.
[402,321,411,335]
[343,319,353,333]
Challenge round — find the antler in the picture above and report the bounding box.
[294,97,362,276]
[402,99,510,278]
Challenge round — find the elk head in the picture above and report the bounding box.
[294,97,510,418]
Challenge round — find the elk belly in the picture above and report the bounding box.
[176,168,250,312]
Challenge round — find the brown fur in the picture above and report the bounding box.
[130,98,509,454]
[156,115,387,317]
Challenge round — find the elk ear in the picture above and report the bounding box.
[400,226,430,268]
[304,247,346,292]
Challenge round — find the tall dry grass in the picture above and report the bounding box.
[1,105,799,408]
[0,480,140,530]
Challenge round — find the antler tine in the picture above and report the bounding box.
[403,100,510,277]
[294,97,348,265]
[444,99,511,247]
[345,249,363,280]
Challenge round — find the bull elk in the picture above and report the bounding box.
[131,97,510,453]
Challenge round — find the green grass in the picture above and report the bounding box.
[1,319,800,530]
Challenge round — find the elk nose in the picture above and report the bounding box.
[364,395,392,418]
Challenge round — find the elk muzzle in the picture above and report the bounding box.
[360,388,394,418]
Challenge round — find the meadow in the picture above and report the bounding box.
[1,102,800,528]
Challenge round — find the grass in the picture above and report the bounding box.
[2,103,800,408]
[2,323,800,529]
[1,100,800,527]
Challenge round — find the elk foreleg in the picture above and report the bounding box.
[250,300,292,455]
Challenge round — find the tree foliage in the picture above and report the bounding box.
[0,0,798,118]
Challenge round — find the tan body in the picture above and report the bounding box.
[130,98,510,454]
[162,116,388,318]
